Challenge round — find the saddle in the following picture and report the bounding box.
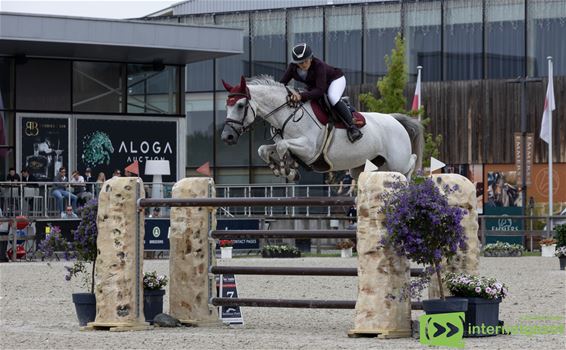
[310,97,366,129]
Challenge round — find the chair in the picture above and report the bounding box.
[23,187,43,217]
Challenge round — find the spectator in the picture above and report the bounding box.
[337,170,356,196]
[20,168,36,183]
[150,208,160,218]
[70,170,93,206]
[6,168,20,182]
[96,172,106,183]
[52,167,77,217]
[61,205,78,219]
[83,167,95,194]
[112,169,121,177]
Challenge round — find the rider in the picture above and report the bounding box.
[279,43,363,143]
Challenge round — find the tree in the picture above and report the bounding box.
[359,33,442,169]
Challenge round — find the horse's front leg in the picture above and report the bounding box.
[276,138,307,180]
[258,144,282,177]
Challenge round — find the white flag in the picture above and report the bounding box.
[364,159,378,172]
[540,60,555,144]
[430,157,446,173]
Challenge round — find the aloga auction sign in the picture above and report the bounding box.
[76,118,177,182]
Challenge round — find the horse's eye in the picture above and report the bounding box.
[237,104,244,109]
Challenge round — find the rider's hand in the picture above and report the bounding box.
[291,92,301,102]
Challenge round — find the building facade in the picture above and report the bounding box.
[146,0,566,188]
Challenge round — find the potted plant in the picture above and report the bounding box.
[38,199,99,326]
[381,176,468,314]
[336,240,354,258]
[143,271,168,324]
[445,272,508,337]
[540,238,557,257]
[483,241,524,257]
[261,244,301,258]
[220,240,234,259]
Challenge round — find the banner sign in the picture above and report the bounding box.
[76,118,177,182]
[514,133,534,186]
[144,218,170,251]
[216,219,260,250]
[21,117,69,181]
[217,274,244,326]
[483,206,523,245]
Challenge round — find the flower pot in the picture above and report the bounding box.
[144,289,165,324]
[340,247,353,258]
[457,297,501,337]
[541,244,557,257]
[559,256,566,270]
[72,293,96,326]
[422,297,468,315]
[221,246,233,259]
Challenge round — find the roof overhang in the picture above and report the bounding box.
[0,12,243,64]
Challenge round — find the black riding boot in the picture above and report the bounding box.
[333,100,363,143]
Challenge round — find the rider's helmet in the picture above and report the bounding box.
[291,43,313,64]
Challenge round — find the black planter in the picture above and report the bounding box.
[72,293,96,326]
[144,289,165,324]
[422,297,468,315]
[459,297,501,337]
[559,257,566,270]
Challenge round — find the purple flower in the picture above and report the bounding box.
[475,286,481,293]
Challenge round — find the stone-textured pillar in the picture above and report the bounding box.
[350,172,411,338]
[169,177,218,325]
[90,177,147,328]
[429,174,480,299]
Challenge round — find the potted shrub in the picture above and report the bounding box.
[220,240,234,259]
[445,272,508,337]
[540,238,557,257]
[381,176,468,314]
[483,242,524,257]
[261,244,301,258]
[336,240,354,258]
[38,199,99,326]
[555,224,566,270]
[143,271,168,324]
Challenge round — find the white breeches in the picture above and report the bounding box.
[327,76,346,106]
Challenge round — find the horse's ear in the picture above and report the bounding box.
[239,75,247,91]
[222,80,233,92]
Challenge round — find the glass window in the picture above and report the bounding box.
[186,93,214,167]
[16,59,71,111]
[527,0,566,76]
[251,120,271,166]
[214,91,250,166]
[444,0,483,80]
[187,60,214,92]
[485,0,525,78]
[215,167,250,185]
[364,3,401,83]
[73,61,122,113]
[0,58,14,110]
[405,1,442,81]
[127,65,178,114]
[251,11,286,78]
[252,167,286,184]
[215,14,250,91]
[326,6,362,84]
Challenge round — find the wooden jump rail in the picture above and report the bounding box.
[210,229,357,239]
[211,266,425,277]
[211,298,423,310]
[138,196,356,208]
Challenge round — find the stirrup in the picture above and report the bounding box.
[347,127,363,143]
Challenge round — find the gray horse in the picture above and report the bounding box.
[221,76,424,181]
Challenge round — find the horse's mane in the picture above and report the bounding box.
[247,75,284,88]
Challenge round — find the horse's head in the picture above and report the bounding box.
[221,76,256,145]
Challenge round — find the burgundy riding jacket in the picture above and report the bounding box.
[279,57,344,102]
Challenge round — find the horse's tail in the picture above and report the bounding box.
[391,114,424,171]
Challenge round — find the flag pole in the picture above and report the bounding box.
[547,56,553,224]
[417,66,422,121]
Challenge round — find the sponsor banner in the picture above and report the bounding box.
[21,117,69,181]
[76,118,177,182]
[144,218,170,250]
